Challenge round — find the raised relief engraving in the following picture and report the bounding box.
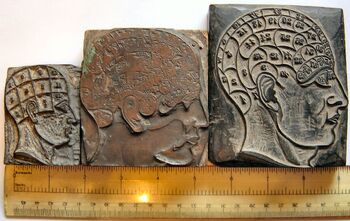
[209,6,348,167]
[81,29,208,166]
[5,65,81,165]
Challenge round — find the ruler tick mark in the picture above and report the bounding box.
[267,171,269,194]
[230,170,233,195]
[302,172,305,194]
[83,168,86,194]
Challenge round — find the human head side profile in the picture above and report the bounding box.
[216,8,348,166]
[5,65,78,165]
[81,29,208,166]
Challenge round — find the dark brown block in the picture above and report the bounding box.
[81,28,208,166]
[209,5,348,167]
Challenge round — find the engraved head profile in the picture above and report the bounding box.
[81,29,207,165]
[216,8,348,152]
[5,66,77,157]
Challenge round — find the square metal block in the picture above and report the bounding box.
[4,65,81,165]
[81,28,209,166]
[209,5,348,167]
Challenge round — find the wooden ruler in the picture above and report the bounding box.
[4,165,350,218]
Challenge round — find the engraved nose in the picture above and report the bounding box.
[66,106,77,125]
[67,117,77,126]
[327,78,348,111]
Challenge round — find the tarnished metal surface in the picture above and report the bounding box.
[81,28,208,166]
[209,5,348,167]
[4,65,81,165]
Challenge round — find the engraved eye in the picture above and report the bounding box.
[315,74,330,87]
[315,70,333,87]
[55,101,69,113]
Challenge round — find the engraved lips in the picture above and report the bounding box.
[326,113,340,125]
[65,127,72,136]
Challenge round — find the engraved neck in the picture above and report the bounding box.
[15,122,51,164]
[242,103,320,167]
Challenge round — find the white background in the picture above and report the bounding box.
[0,0,350,220]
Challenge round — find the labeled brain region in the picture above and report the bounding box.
[216,8,335,115]
[81,29,200,128]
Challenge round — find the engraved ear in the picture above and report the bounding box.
[26,100,39,123]
[257,74,279,112]
[90,109,113,128]
[121,95,144,133]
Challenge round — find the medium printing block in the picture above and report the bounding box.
[80,28,209,166]
[209,5,348,167]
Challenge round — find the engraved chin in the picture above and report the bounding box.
[67,126,78,146]
[276,117,336,148]
[316,128,336,147]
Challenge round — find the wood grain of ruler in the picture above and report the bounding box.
[4,165,350,218]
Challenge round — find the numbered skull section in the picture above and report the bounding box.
[216,8,334,114]
[4,65,81,165]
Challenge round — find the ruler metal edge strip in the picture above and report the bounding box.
[4,165,350,218]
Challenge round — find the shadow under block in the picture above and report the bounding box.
[208,5,348,167]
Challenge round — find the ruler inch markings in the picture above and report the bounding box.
[5,165,350,218]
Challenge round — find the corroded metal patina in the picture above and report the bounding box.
[81,29,208,166]
[209,5,348,167]
[5,65,81,165]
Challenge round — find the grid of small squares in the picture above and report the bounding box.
[5,66,68,123]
